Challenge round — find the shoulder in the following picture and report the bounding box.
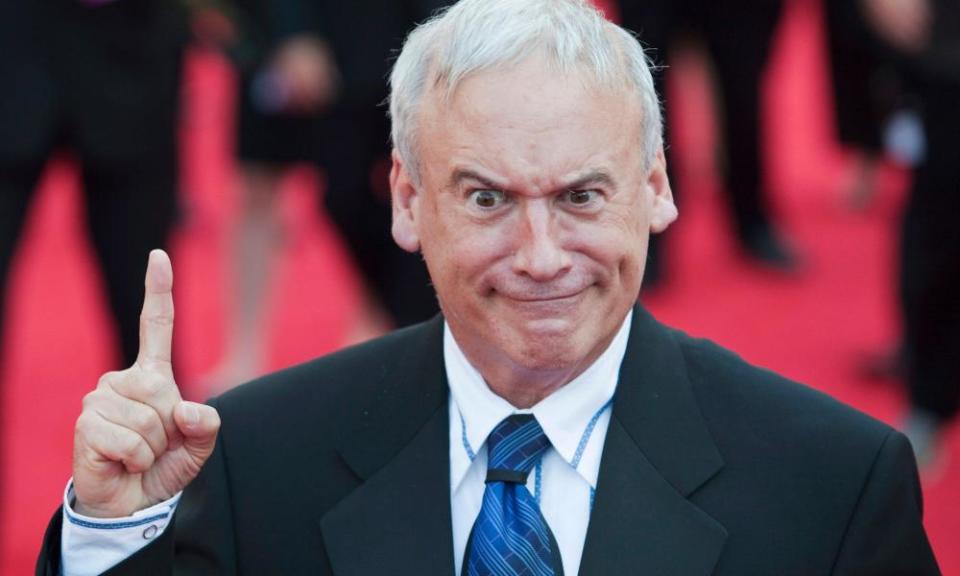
[655,329,936,572]
[668,328,894,462]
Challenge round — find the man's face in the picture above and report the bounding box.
[391,55,676,381]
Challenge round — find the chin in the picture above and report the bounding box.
[512,346,576,372]
[508,324,585,369]
[507,311,577,341]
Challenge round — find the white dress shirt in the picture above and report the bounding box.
[447,312,629,575]
[60,312,631,576]
[61,482,180,576]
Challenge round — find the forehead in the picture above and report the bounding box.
[417,56,644,190]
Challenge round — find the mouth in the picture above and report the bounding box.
[496,287,588,307]
[507,292,583,303]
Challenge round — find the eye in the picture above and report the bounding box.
[468,189,507,210]
[562,189,601,207]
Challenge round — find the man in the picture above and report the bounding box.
[859,0,960,469]
[38,1,939,574]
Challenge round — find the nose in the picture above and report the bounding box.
[511,201,571,281]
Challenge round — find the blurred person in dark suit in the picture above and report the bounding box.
[200,0,446,388]
[861,0,960,470]
[0,0,184,558]
[0,0,186,370]
[824,0,902,210]
[620,0,797,283]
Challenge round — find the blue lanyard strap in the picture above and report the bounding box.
[571,398,613,470]
[535,460,543,504]
[459,408,477,462]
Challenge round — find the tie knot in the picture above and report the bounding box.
[486,414,550,482]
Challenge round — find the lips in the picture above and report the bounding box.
[493,276,594,302]
[493,283,592,308]
[505,291,583,303]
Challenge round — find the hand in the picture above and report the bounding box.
[72,250,221,518]
[270,36,341,113]
[860,0,932,53]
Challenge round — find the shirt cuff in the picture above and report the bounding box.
[60,479,181,576]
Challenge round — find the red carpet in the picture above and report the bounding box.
[2,0,956,572]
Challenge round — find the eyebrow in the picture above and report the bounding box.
[449,168,507,191]
[449,167,615,192]
[561,169,616,191]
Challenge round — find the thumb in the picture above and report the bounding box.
[174,401,221,460]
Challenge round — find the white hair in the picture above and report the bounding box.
[388,0,663,183]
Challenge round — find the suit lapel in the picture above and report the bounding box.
[317,307,727,575]
[580,306,728,575]
[320,317,455,576]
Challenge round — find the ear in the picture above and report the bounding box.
[390,150,422,253]
[647,147,678,234]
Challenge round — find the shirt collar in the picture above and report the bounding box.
[446,311,632,490]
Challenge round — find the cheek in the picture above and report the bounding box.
[421,219,514,292]
[565,217,648,277]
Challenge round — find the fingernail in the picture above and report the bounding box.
[183,403,199,428]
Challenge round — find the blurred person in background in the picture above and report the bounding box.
[860,0,960,471]
[0,0,185,555]
[200,0,445,388]
[824,0,901,210]
[0,0,185,368]
[620,0,797,285]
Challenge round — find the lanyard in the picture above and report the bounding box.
[458,397,614,506]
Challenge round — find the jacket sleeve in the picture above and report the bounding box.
[831,429,941,575]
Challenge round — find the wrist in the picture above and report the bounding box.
[66,479,182,521]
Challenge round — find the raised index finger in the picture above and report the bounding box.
[137,249,175,371]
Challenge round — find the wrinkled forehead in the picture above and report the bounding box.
[417,57,646,186]
[427,54,641,128]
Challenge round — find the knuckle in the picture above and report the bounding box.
[125,403,152,431]
[124,445,154,472]
[75,410,96,435]
[76,416,113,458]
[130,406,164,440]
[81,390,101,410]
[137,373,169,397]
[96,371,120,391]
[113,428,145,459]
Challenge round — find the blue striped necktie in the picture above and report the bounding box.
[465,414,561,576]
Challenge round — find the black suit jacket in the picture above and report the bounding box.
[38,306,940,575]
